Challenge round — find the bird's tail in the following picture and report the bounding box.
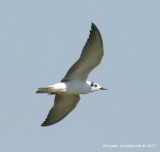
[36,87,50,93]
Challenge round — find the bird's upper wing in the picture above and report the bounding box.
[41,94,80,126]
[62,23,104,82]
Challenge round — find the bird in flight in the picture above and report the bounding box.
[36,23,106,126]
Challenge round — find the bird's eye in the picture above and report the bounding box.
[94,84,97,87]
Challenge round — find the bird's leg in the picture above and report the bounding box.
[49,91,58,95]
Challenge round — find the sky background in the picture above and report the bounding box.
[0,0,160,152]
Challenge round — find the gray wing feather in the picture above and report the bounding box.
[62,23,104,81]
[41,94,80,126]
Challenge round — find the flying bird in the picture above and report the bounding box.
[36,23,106,126]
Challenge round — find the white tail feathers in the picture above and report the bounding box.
[36,83,66,94]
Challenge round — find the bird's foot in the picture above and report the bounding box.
[49,91,58,95]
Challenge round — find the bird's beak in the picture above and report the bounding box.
[100,87,107,90]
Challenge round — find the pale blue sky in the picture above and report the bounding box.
[0,0,160,152]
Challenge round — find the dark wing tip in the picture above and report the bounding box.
[91,22,100,33]
[90,22,103,46]
[41,119,58,127]
[41,123,47,127]
[41,117,61,127]
[91,22,97,28]
[40,116,59,127]
[41,122,51,127]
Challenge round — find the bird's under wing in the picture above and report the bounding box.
[62,23,104,82]
[41,94,80,126]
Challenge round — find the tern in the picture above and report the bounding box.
[36,23,106,126]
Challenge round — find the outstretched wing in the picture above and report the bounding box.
[41,94,80,126]
[62,23,104,82]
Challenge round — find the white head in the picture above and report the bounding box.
[87,81,107,92]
